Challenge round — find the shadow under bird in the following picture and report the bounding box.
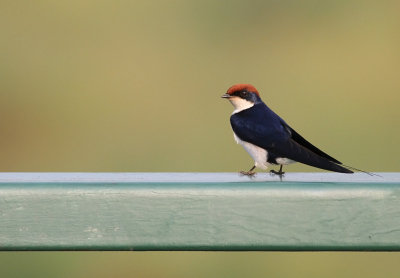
[222,84,368,176]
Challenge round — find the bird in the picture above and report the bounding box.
[222,83,364,177]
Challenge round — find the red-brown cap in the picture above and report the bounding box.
[226,84,259,97]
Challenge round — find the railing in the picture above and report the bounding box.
[1,172,399,251]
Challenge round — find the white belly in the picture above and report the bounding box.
[275,157,295,165]
[233,133,269,170]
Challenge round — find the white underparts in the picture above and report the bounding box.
[233,133,269,170]
[229,98,295,169]
[275,157,295,165]
[229,97,255,114]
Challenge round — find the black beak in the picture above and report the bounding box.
[221,93,231,99]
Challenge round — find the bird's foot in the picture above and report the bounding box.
[240,170,257,177]
[269,169,285,177]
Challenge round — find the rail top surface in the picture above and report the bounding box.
[1,172,399,251]
[0,172,398,183]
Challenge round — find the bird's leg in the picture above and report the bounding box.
[240,165,256,176]
[270,165,285,176]
[279,164,284,175]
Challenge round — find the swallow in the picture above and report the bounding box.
[222,84,365,176]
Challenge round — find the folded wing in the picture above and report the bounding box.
[269,138,353,173]
[230,104,352,173]
[280,120,342,164]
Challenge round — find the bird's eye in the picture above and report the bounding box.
[240,91,248,97]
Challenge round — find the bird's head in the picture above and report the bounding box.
[222,84,261,113]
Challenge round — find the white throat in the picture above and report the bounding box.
[229,97,254,114]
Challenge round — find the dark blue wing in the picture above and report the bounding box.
[278,120,342,164]
[230,103,352,173]
[230,103,290,149]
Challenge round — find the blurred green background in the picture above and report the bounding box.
[1,0,400,277]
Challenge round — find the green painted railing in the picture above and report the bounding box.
[1,172,399,251]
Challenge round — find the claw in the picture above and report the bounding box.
[239,165,256,177]
[240,171,256,177]
[269,169,285,176]
[270,165,285,177]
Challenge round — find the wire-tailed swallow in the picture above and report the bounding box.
[222,84,363,176]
